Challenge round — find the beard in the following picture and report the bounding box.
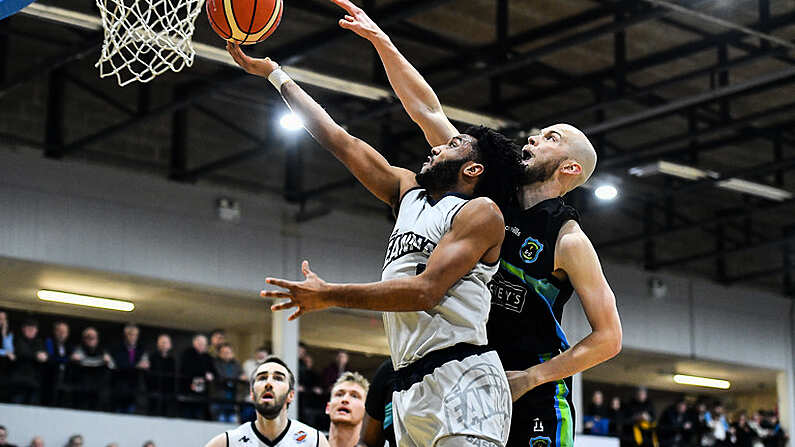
[521,157,564,185]
[415,158,468,194]
[254,391,289,420]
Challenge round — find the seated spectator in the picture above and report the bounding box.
[242,346,269,379]
[142,441,155,447]
[659,400,692,447]
[65,435,83,446]
[584,390,610,435]
[27,437,43,447]
[326,371,369,447]
[43,321,72,405]
[147,334,176,416]
[208,329,226,358]
[180,334,215,420]
[70,327,114,411]
[111,323,149,413]
[0,311,14,400]
[10,319,48,404]
[629,387,656,422]
[0,425,18,447]
[212,343,246,422]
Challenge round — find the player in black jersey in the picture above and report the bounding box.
[328,2,623,447]
[360,360,398,447]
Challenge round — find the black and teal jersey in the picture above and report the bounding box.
[486,197,579,373]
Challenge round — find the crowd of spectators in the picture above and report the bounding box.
[0,426,156,447]
[584,388,788,447]
[0,310,369,430]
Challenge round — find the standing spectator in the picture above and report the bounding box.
[322,351,349,393]
[10,319,48,404]
[208,329,226,358]
[0,425,18,447]
[111,323,149,413]
[659,400,693,447]
[584,390,610,435]
[65,435,83,446]
[299,352,324,428]
[633,411,659,447]
[147,334,176,416]
[629,387,656,422]
[212,343,246,422]
[27,437,43,447]
[760,411,787,447]
[180,334,215,420]
[70,327,114,411]
[43,321,72,405]
[707,403,730,447]
[0,311,14,400]
[325,372,369,447]
[733,413,756,447]
[242,346,269,379]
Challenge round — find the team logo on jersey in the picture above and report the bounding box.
[533,418,544,432]
[238,435,250,443]
[530,436,551,447]
[294,431,307,443]
[520,237,543,264]
[383,231,437,269]
[488,273,527,314]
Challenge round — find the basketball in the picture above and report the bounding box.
[206,0,282,45]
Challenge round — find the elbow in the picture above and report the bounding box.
[605,325,623,359]
[415,279,445,311]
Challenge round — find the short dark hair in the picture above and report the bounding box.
[463,125,523,210]
[0,424,6,431]
[256,345,269,353]
[209,328,225,336]
[22,319,38,328]
[250,356,295,391]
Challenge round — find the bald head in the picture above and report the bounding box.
[555,123,597,189]
[521,123,597,195]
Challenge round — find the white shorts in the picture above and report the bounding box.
[392,350,512,447]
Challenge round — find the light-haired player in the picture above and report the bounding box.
[326,372,369,447]
[205,356,329,447]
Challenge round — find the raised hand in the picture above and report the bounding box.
[329,0,384,41]
[262,260,334,320]
[226,42,279,78]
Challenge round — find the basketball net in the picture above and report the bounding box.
[95,0,205,86]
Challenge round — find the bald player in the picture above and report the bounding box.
[328,2,622,447]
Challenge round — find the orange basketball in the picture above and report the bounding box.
[206,0,282,45]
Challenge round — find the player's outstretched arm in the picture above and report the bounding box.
[507,221,622,402]
[329,0,458,147]
[204,433,226,447]
[226,43,415,207]
[263,198,504,319]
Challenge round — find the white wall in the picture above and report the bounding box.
[0,403,233,446]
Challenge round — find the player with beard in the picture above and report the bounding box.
[324,2,623,447]
[325,372,369,447]
[205,357,329,447]
[228,36,523,446]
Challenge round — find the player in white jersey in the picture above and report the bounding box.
[226,44,524,447]
[205,356,328,447]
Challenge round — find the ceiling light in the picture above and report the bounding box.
[594,185,618,201]
[37,290,135,312]
[629,161,718,181]
[716,178,793,201]
[673,374,730,389]
[279,113,304,131]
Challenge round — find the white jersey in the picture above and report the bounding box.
[382,188,499,368]
[225,420,320,447]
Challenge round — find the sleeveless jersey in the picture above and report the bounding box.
[382,188,499,369]
[225,420,320,447]
[486,197,580,372]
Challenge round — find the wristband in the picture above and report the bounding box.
[268,68,293,90]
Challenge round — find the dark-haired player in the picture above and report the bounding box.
[227,40,524,446]
[204,356,329,447]
[326,2,623,447]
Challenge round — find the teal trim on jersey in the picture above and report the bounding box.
[500,259,570,349]
[538,354,574,447]
[383,402,393,430]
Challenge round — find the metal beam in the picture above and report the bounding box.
[654,232,795,270]
[62,71,136,116]
[584,65,795,136]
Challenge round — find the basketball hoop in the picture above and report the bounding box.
[95,0,205,86]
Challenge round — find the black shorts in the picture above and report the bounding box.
[507,376,575,447]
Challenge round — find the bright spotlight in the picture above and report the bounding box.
[673,374,730,390]
[280,113,304,131]
[594,185,618,201]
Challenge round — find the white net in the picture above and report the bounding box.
[95,0,206,86]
